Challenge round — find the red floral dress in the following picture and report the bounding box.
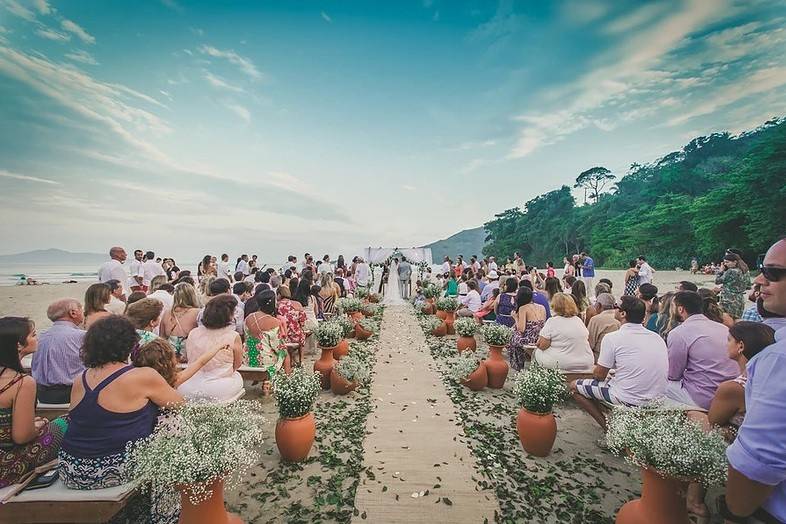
[277,299,307,346]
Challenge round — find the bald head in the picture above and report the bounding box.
[47,299,84,325]
[754,239,786,316]
[109,246,127,263]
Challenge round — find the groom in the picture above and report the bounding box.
[398,258,412,299]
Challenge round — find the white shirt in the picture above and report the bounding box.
[106,295,126,315]
[598,323,668,405]
[147,290,173,335]
[218,261,232,280]
[318,262,333,275]
[98,259,127,294]
[142,260,165,286]
[440,261,451,275]
[236,260,250,276]
[458,282,469,296]
[355,263,370,286]
[461,290,482,312]
[638,262,654,284]
[489,261,498,272]
[128,259,144,289]
[535,315,594,373]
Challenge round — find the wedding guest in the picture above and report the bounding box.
[178,295,244,401]
[104,279,126,315]
[535,293,594,373]
[580,251,595,296]
[83,283,112,329]
[637,283,659,330]
[480,271,500,302]
[125,298,163,346]
[32,299,86,404]
[623,260,639,296]
[494,277,518,327]
[244,290,290,380]
[724,238,786,523]
[715,252,749,319]
[507,286,547,371]
[698,288,735,327]
[141,251,165,291]
[131,337,224,388]
[128,249,145,293]
[571,296,668,429]
[456,280,483,318]
[587,293,621,357]
[570,280,589,318]
[544,277,562,302]
[97,247,128,300]
[0,317,67,488]
[664,291,737,410]
[217,254,232,281]
[637,256,655,284]
[159,283,201,360]
[59,316,183,492]
[277,286,307,351]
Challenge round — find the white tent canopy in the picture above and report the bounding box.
[363,247,433,265]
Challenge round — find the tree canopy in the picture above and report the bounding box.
[483,118,786,269]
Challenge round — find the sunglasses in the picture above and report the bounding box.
[761,266,786,282]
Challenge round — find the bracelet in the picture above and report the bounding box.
[718,495,749,523]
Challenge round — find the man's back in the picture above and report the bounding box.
[142,260,165,285]
[32,321,86,386]
[588,309,620,354]
[598,323,667,405]
[400,262,411,279]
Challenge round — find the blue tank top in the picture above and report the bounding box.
[62,366,158,458]
[496,293,516,327]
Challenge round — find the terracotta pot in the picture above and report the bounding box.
[355,324,372,340]
[369,296,379,304]
[422,303,434,315]
[444,311,456,335]
[178,477,242,524]
[362,309,373,317]
[485,345,509,388]
[461,361,487,391]
[330,370,358,395]
[516,408,557,457]
[457,335,477,353]
[431,321,447,337]
[334,339,350,360]
[314,346,336,389]
[615,467,690,524]
[350,311,363,321]
[436,310,448,320]
[275,412,316,462]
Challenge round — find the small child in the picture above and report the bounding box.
[131,338,226,388]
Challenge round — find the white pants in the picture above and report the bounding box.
[582,276,594,297]
[663,380,704,411]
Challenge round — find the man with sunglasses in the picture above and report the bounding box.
[724,239,786,523]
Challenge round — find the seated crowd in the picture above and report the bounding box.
[0,248,370,518]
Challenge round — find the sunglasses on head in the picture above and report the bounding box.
[761,266,786,282]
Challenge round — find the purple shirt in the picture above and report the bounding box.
[31,320,86,386]
[727,327,786,521]
[666,314,738,410]
[532,291,552,319]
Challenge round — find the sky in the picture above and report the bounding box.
[0,0,785,263]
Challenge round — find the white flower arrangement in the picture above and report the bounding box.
[358,318,377,333]
[448,352,482,382]
[512,363,568,413]
[333,355,371,384]
[422,284,441,299]
[481,323,513,346]
[354,287,369,299]
[362,303,378,316]
[273,367,322,419]
[337,297,364,313]
[125,400,266,506]
[454,317,479,337]
[436,296,460,312]
[334,315,355,338]
[605,406,728,486]
[420,316,444,333]
[315,320,344,348]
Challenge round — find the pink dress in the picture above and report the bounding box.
[178,325,243,401]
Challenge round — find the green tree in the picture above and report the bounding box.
[574,166,615,204]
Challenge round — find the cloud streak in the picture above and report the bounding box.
[199,45,261,79]
[61,19,95,44]
[0,169,60,185]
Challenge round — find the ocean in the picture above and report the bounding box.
[0,263,100,287]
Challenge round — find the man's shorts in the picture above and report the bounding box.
[574,378,620,404]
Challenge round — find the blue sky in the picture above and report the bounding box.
[0,0,785,263]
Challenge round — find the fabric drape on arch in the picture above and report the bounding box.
[363,248,432,265]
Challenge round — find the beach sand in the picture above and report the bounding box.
[0,270,717,330]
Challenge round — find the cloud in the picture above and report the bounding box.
[468,0,520,44]
[561,0,609,25]
[603,3,667,34]
[36,27,70,42]
[223,101,250,122]
[402,184,416,191]
[198,45,261,79]
[65,49,98,65]
[61,19,95,44]
[33,0,52,15]
[447,139,497,151]
[321,11,332,23]
[160,0,183,13]
[0,169,60,185]
[2,0,36,21]
[203,71,244,92]
[190,27,204,36]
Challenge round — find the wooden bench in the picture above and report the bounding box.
[0,479,138,523]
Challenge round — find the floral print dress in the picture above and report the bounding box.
[508,320,546,372]
[277,299,307,346]
[716,268,747,319]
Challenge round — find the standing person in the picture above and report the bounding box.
[31,300,86,404]
[690,257,699,274]
[217,254,232,281]
[715,252,748,319]
[128,249,145,293]
[336,255,346,271]
[355,258,371,290]
[97,247,128,300]
[398,258,412,299]
[723,238,786,523]
[378,263,389,295]
[580,252,595,297]
[488,257,498,273]
[236,254,250,277]
[318,255,332,276]
[570,296,668,429]
[0,317,68,488]
[546,261,556,279]
[623,260,640,296]
[562,256,575,281]
[440,256,451,276]
[141,251,165,292]
[664,291,738,410]
[637,256,655,285]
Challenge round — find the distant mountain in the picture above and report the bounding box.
[0,248,106,265]
[423,227,487,262]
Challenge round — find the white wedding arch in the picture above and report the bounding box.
[362,247,433,265]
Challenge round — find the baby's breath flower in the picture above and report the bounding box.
[512,363,568,413]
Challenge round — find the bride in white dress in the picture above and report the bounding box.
[383,260,404,305]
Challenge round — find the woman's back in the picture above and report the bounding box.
[537,315,593,372]
[160,307,199,338]
[496,293,517,327]
[185,325,237,375]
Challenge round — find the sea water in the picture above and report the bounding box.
[0,263,99,286]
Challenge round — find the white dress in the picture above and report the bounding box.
[533,315,594,373]
[178,325,244,401]
[384,262,404,305]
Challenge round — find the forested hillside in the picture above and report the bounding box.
[424,227,487,262]
[482,118,786,269]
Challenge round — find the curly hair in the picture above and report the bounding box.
[82,316,139,367]
[131,338,177,386]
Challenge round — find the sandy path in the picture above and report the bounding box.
[352,305,499,523]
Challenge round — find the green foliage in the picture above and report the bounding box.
[483,120,786,267]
